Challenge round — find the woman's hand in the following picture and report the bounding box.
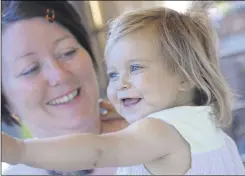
[99,99,128,133]
[2,132,24,165]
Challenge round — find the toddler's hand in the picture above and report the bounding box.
[99,99,123,121]
[99,99,128,133]
[2,132,24,165]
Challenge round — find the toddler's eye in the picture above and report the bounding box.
[108,72,119,81]
[130,65,144,72]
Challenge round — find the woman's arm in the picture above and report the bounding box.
[4,118,184,172]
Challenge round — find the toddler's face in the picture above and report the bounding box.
[106,27,184,123]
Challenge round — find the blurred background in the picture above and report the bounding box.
[2,1,245,170]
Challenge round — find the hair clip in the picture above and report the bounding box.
[45,8,55,23]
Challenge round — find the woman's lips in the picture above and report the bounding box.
[47,88,81,106]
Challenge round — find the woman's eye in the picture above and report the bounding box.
[59,48,77,59]
[21,65,39,76]
[130,65,143,72]
[108,72,119,81]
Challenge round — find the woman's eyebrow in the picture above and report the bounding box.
[15,52,37,62]
[53,35,73,46]
[15,35,73,62]
[19,52,36,58]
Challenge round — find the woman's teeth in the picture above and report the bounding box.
[48,89,79,105]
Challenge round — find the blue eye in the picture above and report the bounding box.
[108,72,119,81]
[21,65,39,76]
[130,65,143,72]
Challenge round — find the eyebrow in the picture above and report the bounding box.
[127,59,151,63]
[19,52,36,58]
[106,59,151,70]
[53,35,73,47]
[15,35,73,62]
[106,66,115,71]
[15,52,37,63]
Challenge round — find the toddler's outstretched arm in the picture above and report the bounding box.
[3,118,187,172]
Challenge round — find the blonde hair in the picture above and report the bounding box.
[105,3,233,128]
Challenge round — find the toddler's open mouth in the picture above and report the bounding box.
[121,98,142,108]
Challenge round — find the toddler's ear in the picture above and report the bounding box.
[179,79,194,92]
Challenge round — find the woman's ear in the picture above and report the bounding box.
[5,103,16,117]
[2,104,21,126]
[4,100,21,122]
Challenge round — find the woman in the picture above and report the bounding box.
[2,1,127,175]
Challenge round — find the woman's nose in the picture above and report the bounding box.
[44,60,70,87]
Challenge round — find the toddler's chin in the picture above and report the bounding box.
[124,114,143,124]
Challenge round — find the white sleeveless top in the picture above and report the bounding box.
[116,106,245,175]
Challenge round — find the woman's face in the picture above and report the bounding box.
[2,18,100,137]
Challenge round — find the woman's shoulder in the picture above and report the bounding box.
[3,163,48,175]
